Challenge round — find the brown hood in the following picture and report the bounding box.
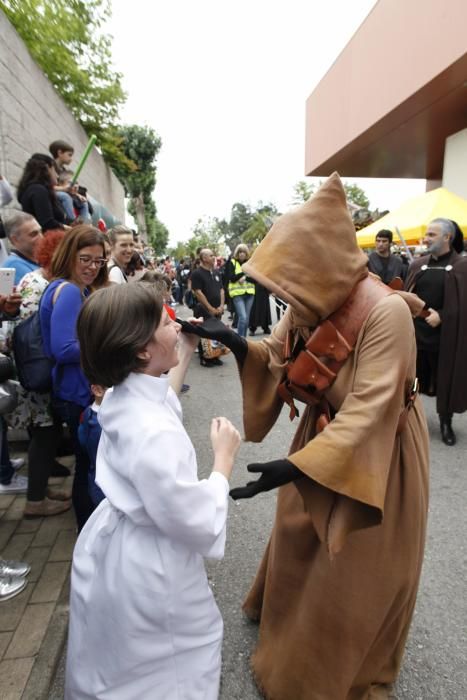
[243,172,368,326]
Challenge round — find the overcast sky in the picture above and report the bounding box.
[108,0,425,245]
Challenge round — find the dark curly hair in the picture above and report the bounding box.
[17,153,56,202]
[36,230,65,272]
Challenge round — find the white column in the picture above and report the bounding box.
[443,129,467,199]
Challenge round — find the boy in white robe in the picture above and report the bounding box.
[65,283,241,700]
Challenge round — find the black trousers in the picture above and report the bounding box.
[416,348,451,419]
[27,420,62,501]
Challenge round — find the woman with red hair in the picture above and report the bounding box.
[8,230,72,518]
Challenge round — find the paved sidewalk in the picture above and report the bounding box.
[0,457,75,700]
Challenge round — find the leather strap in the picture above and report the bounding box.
[278,276,393,419]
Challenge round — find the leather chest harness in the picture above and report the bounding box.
[277,275,418,433]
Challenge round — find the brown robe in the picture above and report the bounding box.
[405,251,467,415]
[239,295,429,700]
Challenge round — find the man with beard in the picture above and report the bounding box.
[182,174,429,700]
[405,218,467,445]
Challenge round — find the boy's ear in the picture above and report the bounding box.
[90,383,106,398]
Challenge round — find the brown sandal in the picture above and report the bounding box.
[24,498,71,519]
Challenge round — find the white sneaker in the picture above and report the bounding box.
[0,474,28,494]
[0,575,27,601]
[10,457,25,471]
[0,558,31,578]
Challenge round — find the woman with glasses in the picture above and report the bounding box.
[40,225,108,530]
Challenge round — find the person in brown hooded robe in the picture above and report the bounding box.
[181,173,429,700]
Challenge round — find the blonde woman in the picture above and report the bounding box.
[227,244,255,337]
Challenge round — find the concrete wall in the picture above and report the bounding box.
[0,9,125,220]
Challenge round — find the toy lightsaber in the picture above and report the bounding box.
[395,226,413,262]
[70,135,97,185]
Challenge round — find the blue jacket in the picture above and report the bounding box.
[39,279,91,407]
[78,405,105,506]
[3,251,39,284]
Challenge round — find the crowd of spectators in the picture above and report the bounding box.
[0,145,254,527]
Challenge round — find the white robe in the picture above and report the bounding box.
[65,372,229,700]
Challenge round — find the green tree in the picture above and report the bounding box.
[292,180,316,204]
[185,217,228,256]
[343,183,370,209]
[116,125,167,248]
[149,218,169,256]
[242,202,279,246]
[170,241,191,261]
[0,0,131,172]
[226,202,254,248]
[292,179,370,209]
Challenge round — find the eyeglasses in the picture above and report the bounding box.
[78,255,107,268]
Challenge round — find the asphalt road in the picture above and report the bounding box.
[50,325,467,699]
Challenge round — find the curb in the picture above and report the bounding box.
[21,575,70,699]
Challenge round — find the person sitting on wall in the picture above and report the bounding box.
[49,139,80,224]
[56,169,92,223]
[17,154,67,234]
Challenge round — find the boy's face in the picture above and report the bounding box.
[59,173,72,188]
[57,149,73,165]
[90,384,106,404]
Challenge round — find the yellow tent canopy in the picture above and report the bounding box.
[356,188,467,248]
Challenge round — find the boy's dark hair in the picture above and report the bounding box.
[49,140,74,158]
[77,283,163,387]
[375,229,393,243]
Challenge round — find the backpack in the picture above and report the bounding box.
[12,281,68,393]
[183,288,195,309]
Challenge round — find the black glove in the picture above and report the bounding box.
[229,458,302,500]
[177,317,248,364]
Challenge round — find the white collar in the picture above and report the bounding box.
[119,371,170,403]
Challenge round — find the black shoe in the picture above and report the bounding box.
[50,461,71,477]
[440,419,456,446]
[262,327,271,335]
[200,357,216,368]
[249,329,256,336]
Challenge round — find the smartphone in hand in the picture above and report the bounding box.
[0,268,15,296]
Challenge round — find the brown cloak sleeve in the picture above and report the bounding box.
[240,307,292,442]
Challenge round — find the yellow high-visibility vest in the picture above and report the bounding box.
[228,260,255,297]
